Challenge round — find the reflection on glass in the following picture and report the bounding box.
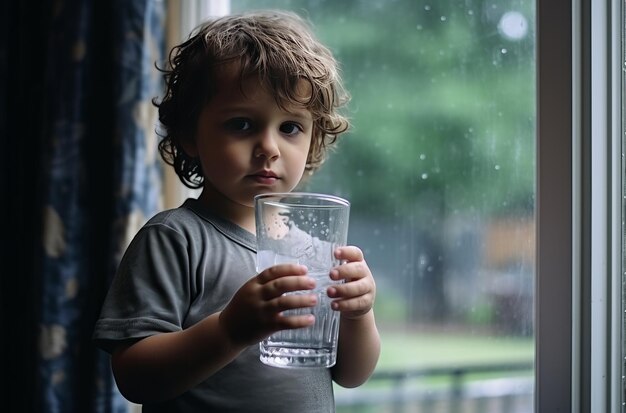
[233,1,536,411]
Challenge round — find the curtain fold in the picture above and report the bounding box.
[2,1,165,411]
[1,1,49,412]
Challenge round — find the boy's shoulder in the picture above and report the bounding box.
[145,200,201,227]
[142,198,255,250]
[143,199,219,232]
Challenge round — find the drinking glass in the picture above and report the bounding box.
[255,192,350,368]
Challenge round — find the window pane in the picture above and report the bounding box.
[232,1,536,411]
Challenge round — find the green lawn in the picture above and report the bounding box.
[376,329,534,370]
[334,329,534,412]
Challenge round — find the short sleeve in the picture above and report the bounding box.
[93,222,191,353]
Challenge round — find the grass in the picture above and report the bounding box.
[333,328,534,412]
[376,328,534,370]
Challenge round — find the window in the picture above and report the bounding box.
[163,0,626,411]
[230,1,536,411]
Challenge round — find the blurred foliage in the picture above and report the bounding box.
[233,0,535,219]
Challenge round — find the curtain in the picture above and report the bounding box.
[1,0,165,411]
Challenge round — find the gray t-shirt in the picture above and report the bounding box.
[93,199,334,412]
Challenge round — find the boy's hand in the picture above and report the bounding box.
[219,264,317,347]
[327,246,376,320]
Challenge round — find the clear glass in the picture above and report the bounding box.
[255,193,350,368]
[233,1,536,411]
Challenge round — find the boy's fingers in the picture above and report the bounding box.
[257,264,307,284]
[261,276,316,299]
[334,246,364,261]
[327,278,370,298]
[331,295,373,313]
[268,293,318,314]
[330,261,369,281]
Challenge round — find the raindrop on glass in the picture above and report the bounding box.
[498,11,529,40]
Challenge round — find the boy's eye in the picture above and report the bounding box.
[225,118,252,132]
[280,122,303,136]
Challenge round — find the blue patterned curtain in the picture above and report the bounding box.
[1,0,165,411]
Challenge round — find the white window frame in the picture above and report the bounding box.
[538,0,623,411]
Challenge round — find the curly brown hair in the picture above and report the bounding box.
[154,10,350,189]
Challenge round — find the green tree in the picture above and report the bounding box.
[232,0,535,325]
[234,0,535,220]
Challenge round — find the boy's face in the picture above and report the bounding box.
[184,68,313,212]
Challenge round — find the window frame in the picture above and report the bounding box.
[535,0,573,409]
[537,0,623,411]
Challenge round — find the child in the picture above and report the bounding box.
[93,10,380,412]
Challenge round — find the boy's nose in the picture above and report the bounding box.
[254,130,280,160]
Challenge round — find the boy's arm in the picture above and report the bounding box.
[111,312,244,403]
[111,262,316,404]
[332,309,381,388]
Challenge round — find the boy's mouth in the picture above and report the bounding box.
[249,170,279,184]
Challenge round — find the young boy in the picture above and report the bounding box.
[93,10,380,412]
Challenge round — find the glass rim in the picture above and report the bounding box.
[254,192,350,208]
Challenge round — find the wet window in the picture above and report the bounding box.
[232,0,536,410]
